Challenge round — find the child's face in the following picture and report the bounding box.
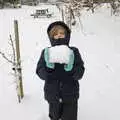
[53,29,65,40]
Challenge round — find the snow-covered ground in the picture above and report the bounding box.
[0,4,120,120]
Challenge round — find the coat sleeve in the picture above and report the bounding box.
[36,49,55,80]
[70,47,85,81]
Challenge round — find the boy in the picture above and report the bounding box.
[36,21,85,120]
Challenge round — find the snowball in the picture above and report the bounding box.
[48,45,72,64]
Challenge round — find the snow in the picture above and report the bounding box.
[0,4,120,120]
[49,45,72,64]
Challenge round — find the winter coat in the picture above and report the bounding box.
[36,21,85,102]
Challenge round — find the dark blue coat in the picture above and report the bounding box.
[36,21,85,102]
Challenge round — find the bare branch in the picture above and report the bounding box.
[0,51,14,64]
[0,35,16,65]
[9,35,16,65]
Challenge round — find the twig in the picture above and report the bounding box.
[0,51,14,64]
[9,35,16,65]
[0,35,16,65]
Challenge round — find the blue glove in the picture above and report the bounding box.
[64,49,74,71]
[44,48,55,69]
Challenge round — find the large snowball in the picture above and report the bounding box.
[49,45,72,64]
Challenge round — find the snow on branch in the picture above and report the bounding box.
[61,0,120,15]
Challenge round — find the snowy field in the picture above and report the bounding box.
[0,4,120,120]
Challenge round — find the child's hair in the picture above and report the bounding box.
[49,25,66,38]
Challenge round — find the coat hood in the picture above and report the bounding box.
[47,21,71,46]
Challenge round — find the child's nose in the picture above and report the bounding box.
[58,34,62,37]
[58,35,61,37]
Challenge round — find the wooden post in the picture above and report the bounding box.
[14,20,24,102]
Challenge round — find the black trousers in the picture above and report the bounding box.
[48,100,78,120]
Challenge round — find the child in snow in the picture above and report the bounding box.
[36,21,85,120]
